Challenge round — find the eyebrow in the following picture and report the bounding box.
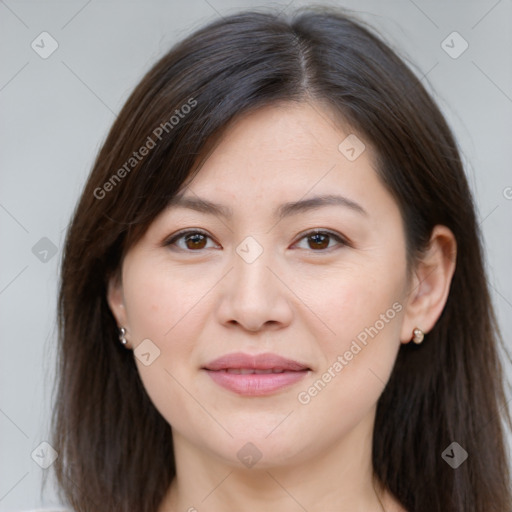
[167,193,368,219]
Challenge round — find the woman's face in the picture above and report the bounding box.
[109,102,413,468]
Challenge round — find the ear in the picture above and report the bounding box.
[106,270,128,330]
[400,225,457,344]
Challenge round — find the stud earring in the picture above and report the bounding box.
[412,327,424,344]
[118,327,128,347]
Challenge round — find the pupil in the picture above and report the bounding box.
[186,234,206,249]
[310,233,328,250]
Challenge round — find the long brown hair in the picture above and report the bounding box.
[48,6,511,511]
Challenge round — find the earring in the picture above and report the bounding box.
[412,327,424,344]
[118,327,128,347]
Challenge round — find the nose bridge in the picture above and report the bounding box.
[232,234,274,297]
[217,234,291,330]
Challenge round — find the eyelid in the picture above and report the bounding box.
[292,229,351,250]
[163,228,351,251]
[163,228,218,248]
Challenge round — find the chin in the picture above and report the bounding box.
[202,427,311,468]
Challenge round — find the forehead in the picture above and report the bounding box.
[177,101,383,211]
[198,102,362,169]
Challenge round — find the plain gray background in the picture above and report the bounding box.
[1,0,511,510]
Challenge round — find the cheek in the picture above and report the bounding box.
[123,260,208,342]
[298,256,407,410]
[121,260,214,426]
[293,280,404,445]
[297,262,405,348]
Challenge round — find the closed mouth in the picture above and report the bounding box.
[211,368,306,374]
[202,352,311,395]
[203,352,311,372]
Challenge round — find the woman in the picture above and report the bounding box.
[48,6,512,512]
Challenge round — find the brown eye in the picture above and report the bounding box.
[307,233,330,250]
[165,229,348,253]
[294,230,348,252]
[165,230,217,252]
[184,233,207,250]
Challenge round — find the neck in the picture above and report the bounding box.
[158,411,396,512]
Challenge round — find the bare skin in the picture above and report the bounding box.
[108,101,456,512]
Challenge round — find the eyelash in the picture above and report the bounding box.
[163,229,350,253]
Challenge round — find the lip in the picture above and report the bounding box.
[202,352,311,396]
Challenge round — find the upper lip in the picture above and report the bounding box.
[203,352,310,371]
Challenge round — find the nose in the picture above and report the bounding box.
[215,242,293,333]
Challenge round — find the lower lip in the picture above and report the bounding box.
[204,369,309,396]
